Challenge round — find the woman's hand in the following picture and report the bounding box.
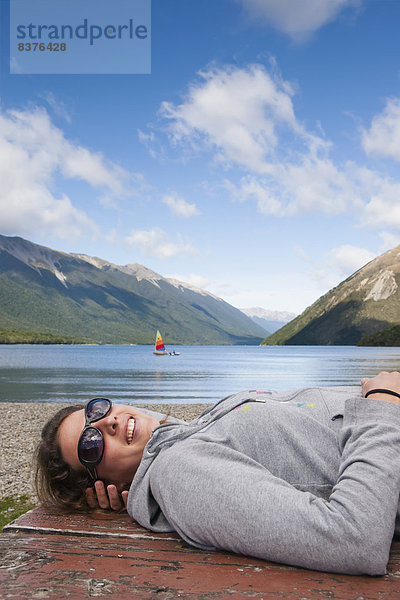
[361,371,400,406]
[85,481,129,512]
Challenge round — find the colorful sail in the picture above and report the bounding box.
[155,330,166,352]
[153,330,168,355]
[153,330,179,355]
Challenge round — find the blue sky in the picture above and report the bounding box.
[1,0,400,314]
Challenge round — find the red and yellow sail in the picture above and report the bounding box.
[153,330,168,355]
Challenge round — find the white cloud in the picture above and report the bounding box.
[223,176,283,216]
[354,166,400,230]
[300,244,376,291]
[362,98,400,162]
[276,157,360,215]
[223,145,400,232]
[1,188,96,241]
[158,63,400,234]
[162,192,200,217]
[294,243,376,297]
[236,0,362,40]
[125,227,196,259]
[362,194,400,231]
[160,63,306,174]
[223,156,362,217]
[326,245,376,277]
[62,147,124,191]
[0,107,135,239]
[158,63,356,216]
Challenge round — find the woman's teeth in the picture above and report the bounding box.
[127,417,136,444]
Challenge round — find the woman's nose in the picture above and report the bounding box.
[95,413,117,434]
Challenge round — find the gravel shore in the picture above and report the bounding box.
[0,402,209,502]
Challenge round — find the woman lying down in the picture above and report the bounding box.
[35,371,400,576]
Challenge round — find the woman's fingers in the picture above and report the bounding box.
[94,480,112,509]
[106,484,125,511]
[121,490,129,509]
[85,481,127,511]
[85,486,99,509]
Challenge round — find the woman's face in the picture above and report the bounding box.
[58,404,160,486]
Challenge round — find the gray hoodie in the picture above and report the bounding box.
[127,387,400,575]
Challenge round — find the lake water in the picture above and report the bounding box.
[1,344,400,405]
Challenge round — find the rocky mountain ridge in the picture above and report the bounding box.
[0,234,265,345]
[262,245,400,345]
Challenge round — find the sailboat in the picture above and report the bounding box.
[153,330,180,355]
[153,330,168,355]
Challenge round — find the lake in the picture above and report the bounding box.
[1,344,400,405]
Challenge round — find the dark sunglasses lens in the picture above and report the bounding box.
[78,427,103,463]
[86,398,111,422]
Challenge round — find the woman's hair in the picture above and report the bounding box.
[34,404,92,511]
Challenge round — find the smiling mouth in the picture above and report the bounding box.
[127,417,136,444]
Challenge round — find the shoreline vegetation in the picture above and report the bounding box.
[0,401,208,530]
[0,329,92,345]
[1,329,399,346]
[357,324,400,347]
[0,329,260,346]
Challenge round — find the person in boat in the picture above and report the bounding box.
[35,371,400,576]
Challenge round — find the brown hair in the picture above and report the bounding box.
[34,404,92,511]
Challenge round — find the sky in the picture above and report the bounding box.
[1,0,400,315]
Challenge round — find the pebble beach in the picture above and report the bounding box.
[0,402,208,502]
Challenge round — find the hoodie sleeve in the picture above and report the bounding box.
[149,397,400,575]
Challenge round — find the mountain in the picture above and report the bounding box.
[240,307,297,334]
[262,245,400,346]
[0,234,266,345]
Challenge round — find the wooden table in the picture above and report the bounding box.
[1,507,400,599]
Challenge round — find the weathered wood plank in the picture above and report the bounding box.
[1,507,399,599]
[3,506,176,540]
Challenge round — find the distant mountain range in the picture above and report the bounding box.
[3,234,398,347]
[0,234,266,345]
[239,307,297,334]
[262,245,400,346]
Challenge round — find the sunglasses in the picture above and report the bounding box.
[78,397,112,481]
